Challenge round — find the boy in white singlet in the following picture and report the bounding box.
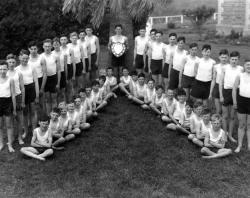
[143,78,156,110]
[161,89,177,123]
[41,39,61,115]
[85,25,100,80]
[0,61,16,152]
[68,32,85,91]
[133,27,148,74]
[166,88,187,129]
[220,51,243,143]
[191,44,216,106]
[191,108,212,147]
[52,38,67,102]
[188,101,203,141]
[6,54,25,145]
[129,73,147,108]
[28,41,47,108]
[148,31,165,85]
[201,114,232,159]
[209,49,229,114]
[20,114,53,161]
[162,33,177,90]
[179,43,199,99]
[150,85,165,115]
[67,101,81,135]
[119,67,132,96]
[128,70,138,98]
[91,80,107,112]
[78,30,91,83]
[105,67,118,99]
[168,36,187,91]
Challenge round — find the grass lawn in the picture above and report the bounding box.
[1,96,250,198]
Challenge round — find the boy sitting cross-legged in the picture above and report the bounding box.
[84,85,98,118]
[149,85,165,116]
[161,89,177,123]
[143,78,156,110]
[20,113,53,161]
[67,100,81,135]
[201,114,232,159]
[105,67,118,98]
[119,67,132,96]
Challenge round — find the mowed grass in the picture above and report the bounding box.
[1,97,250,198]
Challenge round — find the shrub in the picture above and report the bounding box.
[167,22,176,29]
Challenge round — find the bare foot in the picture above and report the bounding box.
[234,146,241,153]
[7,143,15,153]
[228,136,237,143]
[18,138,24,145]
[202,155,213,159]
[37,157,46,161]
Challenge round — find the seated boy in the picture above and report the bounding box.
[201,114,232,159]
[91,80,107,112]
[105,67,118,98]
[143,78,156,110]
[129,73,147,108]
[67,100,81,134]
[191,108,212,147]
[150,85,165,115]
[74,95,91,130]
[119,67,132,96]
[84,85,98,118]
[128,70,138,98]
[20,113,53,161]
[166,88,187,129]
[188,101,203,141]
[161,89,177,123]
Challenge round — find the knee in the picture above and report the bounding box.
[128,95,133,100]
[82,123,90,130]
[239,121,246,130]
[141,104,149,110]
[201,147,208,154]
[20,147,26,153]
[188,134,195,140]
[48,148,54,155]
[103,101,108,106]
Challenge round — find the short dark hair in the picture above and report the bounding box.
[78,88,85,93]
[193,101,203,109]
[73,94,81,100]
[52,107,61,115]
[99,75,106,82]
[107,67,113,71]
[122,67,129,71]
[130,70,138,76]
[230,51,240,58]
[28,41,38,48]
[185,100,193,108]
[115,24,123,29]
[176,88,186,96]
[79,29,86,33]
[43,39,52,44]
[150,29,157,34]
[202,107,211,115]
[38,112,50,122]
[53,37,60,43]
[138,73,145,78]
[0,60,8,66]
[6,53,16,60]
[155,85,164,90]
[219,49,229,56]
[156,31,163,35]
[139,26,146,30]
[85,24,93,30]
[177,36,185,43]
[189,43,198,48]
[70,32,78,37]
[169,33,177,38]
[92,80,99,86]
[202,44,211,51]
[147,78,155,83]
[19,49,29,56]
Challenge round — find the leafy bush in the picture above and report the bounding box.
[167,22,176,29]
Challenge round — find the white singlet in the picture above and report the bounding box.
[7,70,21,96]
[67,111,79,127]
[85,35,98,54]
[136,84,147,98]
[105,76,117,87]
[77,39,89,59]
[35,128,49,146]
[90,90,102,104]
[223,65,243,89]
[151,42,164,60]
[41,53,57,76]
[239,72,250,98]
[196,58,216,82]
[28,55,43,78]
[59,115,70,131]
[49,120,60,135]
[173,101,186,121]
[214,63,229,84]
[52,50,65,72]
[16,64,34,85]
[164,44,177,64]
[208,128,225,144]
[61,46,71,65]
[190,114,202,133]
[154,94,164,107]
[120,75,131,85]
[135,36,148,55]
[0,77,11,97]
[181,111,192,128]
[68,43,81,63]
[146,88,156,103]
[172,48,187,71]
[162,98,177,114]
[200,120,211,137]
[183,55,200,77]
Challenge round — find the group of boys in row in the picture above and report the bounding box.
[0,25,250,160]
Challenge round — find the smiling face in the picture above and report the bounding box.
[195,106,203,117]
[150,31,156,40]
[122,69,129,76]
[74,98,81,107]
[156,87,163,97]
[177,95,186,104]
[202,113,210,124]
[60,106,67,116]
[85,28,93,36]
[67,103,75,113]
[169,36,177,45]
[244,61,250,73]
[38,120,49,132]
[138,76,145,85]
[177,40,185,50]
[20,54,29,66]
[79,91,87,101]
[211,119,221,131]
[50,112,59,121]
[167,90,174,100]
[185,105,192,115]
[202,49,211,58]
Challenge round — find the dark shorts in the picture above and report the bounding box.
[169,68,180,90]
[0,97,12,117]
[162,63,169,78]
[45,74,57,93]
[212,83,220,99]
[60,71,66,89]
[191,80,211,100]
[38,77,43,89]
[67,64,73,80]
[25,83,36,104]
[222,88,233,106]
[35,147,49,154]
[150,59,163,75]
[237,94,250,115]
[75,62,83,77]
[135,54,144,69]
[84,58,89,73]
[182,75,195,89]
[16,94,23,111]
[144,55,149,73]
[112,54,125,68]
[91,53,98,71]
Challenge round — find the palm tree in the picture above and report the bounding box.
[63,0,171,67]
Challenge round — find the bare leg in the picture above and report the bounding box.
[183,88,190,100]
[5,116,15,152]
[80,123,91,130]
[163,77,169,91]
[17,110,24,145]
[22,106,29,139]
[38,148,53,158]
[152,74,158,85]
[202,148,232,159]
[52,137,65,147]
[66,80,73,103]
[96,101,108,112]
[30,103,38,132]
[0,117,4,151]
[201,147,216,156]
[20,147,45,161]
[192,137,204,147]
[166,123,177,130]
[176,125,190,135]
[158,75,162,86]
[131,96,144,105]
[65,134,75,141]
[119,83,130,96]
[149,104,161,115]
[69,128,81,135]
[246,115,250,151]
[162,115,171,123]
[214,98,221,114]
[235,113,246,153]
[45,92,51,115]
[188,134,195,140]
[222,105,229,133]
[228,106,237,143]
